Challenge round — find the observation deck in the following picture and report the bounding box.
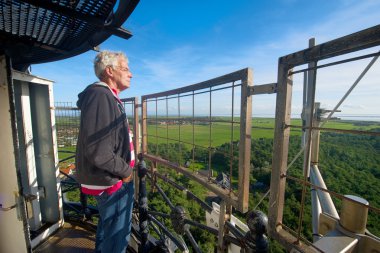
[1,1,380,252]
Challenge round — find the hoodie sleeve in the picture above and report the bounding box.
[80,88,132,179]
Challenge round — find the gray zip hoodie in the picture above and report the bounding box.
[75,82,133,186]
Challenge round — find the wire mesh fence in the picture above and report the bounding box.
[55,102,80,150]
[141,68,253,213]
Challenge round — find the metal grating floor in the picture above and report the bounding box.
[34,221,95,253]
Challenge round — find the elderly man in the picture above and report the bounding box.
[76,50,140,252]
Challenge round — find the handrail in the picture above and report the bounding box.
[142,68,250,99]
[144,153,239,207]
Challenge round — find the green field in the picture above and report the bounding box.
[145,117,379,148]
[57,117,380,164]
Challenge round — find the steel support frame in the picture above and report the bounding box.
[268,24,380,252]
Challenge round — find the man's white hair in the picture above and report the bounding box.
[94,50,128,79]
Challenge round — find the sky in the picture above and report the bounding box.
[31,0,380,119]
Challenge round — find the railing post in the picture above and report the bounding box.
[243,210,269,253]
[137,154,149,252]
[134,97,140,199]
[141,97,148,154]
[139,97,149,252]
[238,68,253,213]
[80,192,90,220]
[268,61,293,235]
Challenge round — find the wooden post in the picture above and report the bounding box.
[141,97,147,154]
[133,97,140,198]
[238,68,253,213]
[133,97,140,155]
[268,61,293,233]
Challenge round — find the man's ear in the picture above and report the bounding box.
[104,66,114,77]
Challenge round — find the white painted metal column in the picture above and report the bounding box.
[15,82,42,231]
[0,55,29,253]
[12,70,64,249]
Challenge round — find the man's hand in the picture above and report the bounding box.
[122,173,133,183]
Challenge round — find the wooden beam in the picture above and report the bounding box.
[248,82,276,96]
[142,68,250,100]
[280,25,380,66]
[144,153,239,208]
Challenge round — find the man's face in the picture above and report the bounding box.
[113,57,132,92]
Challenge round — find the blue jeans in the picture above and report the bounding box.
[94,182,134,253]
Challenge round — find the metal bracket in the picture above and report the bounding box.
[24,186,46,202]
[24,194,38,202]
[0,203,17,211]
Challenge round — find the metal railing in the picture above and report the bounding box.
[141,68,254,213]
[269,25,380,252]
[135,154,268,253]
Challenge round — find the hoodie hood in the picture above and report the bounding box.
[76,81,110,109]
